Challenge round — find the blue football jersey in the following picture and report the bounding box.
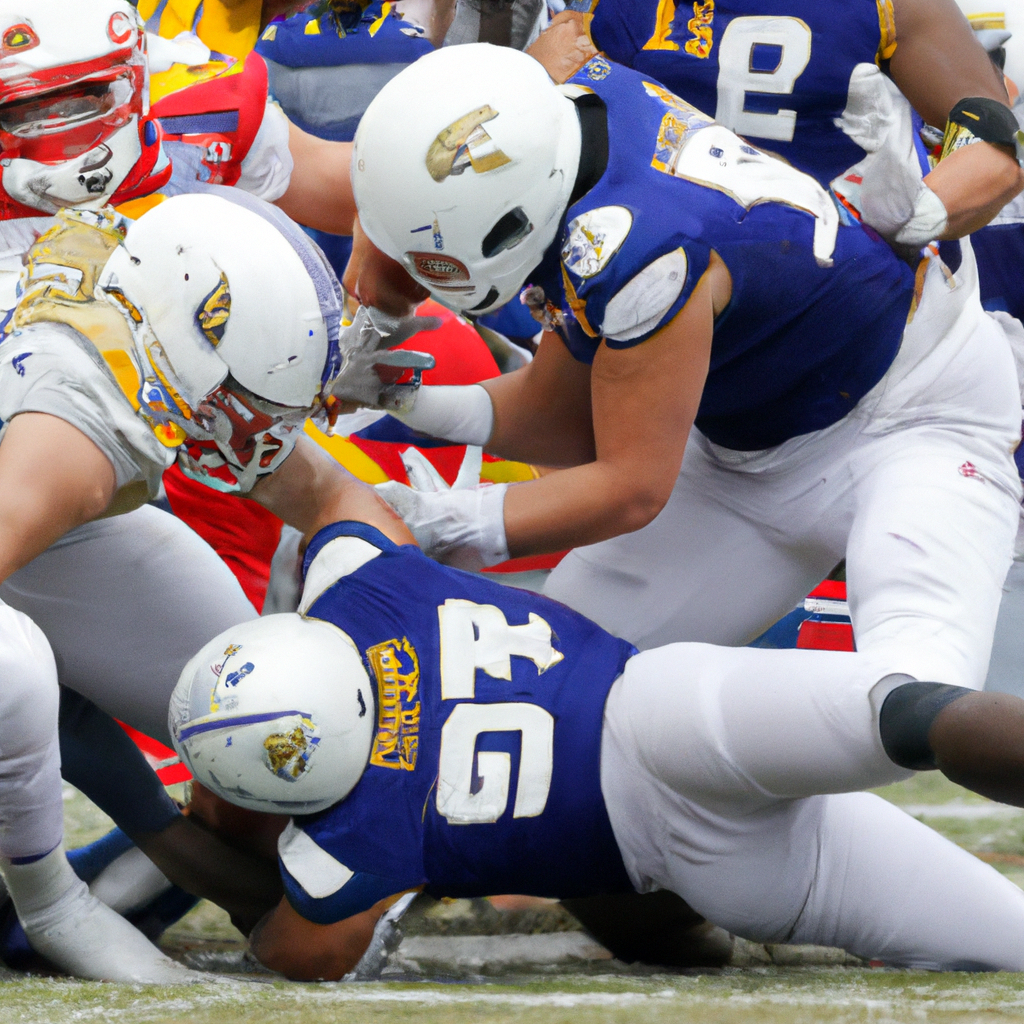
[278,522,636,924]
[257,2,433,142]
[529,58,916,450]
[587,0,894,185]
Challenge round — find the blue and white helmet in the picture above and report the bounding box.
[170,614,374,814]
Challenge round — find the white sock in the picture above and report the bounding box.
[90,847,173,916]
[1,845,201,983]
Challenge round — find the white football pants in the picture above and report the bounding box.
[547,249,1023,690]
[0,504,256,859]
[603,643,1024,970]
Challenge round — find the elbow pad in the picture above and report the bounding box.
[942,96,1024,162]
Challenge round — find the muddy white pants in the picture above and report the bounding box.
[0,504,256,859]
[602,643,1024,970]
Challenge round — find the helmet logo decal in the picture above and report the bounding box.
[1,23,38,55]
[561,206,634,279]
[406,251,473,293]
[210,643,246,712]
[263,717,321,781]
[426,106,511,183]
[196,273,231,347]
[107,12,135,45]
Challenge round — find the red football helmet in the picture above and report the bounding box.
[0,1,169,218]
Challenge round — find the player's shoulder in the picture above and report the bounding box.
[299,520,436,616]
[556,63,719,347]
[278,819,410,924]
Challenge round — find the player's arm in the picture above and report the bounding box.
[889,0,1024,238]
[343,216,430,316]
[248,433,416,547]
[0,413,117,583]
[497,260,718,556]
[249,895,388,981]
[384,254,725,561]
[274,123,358,237]
[477,328,597,468]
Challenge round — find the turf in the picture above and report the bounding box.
[8,972,1024,1024]
[2,778,1022,1023]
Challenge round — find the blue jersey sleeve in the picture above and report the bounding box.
[278,822,411,924]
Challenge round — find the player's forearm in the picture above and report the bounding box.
[249,896,383,981]
[250,435,415,546]
[502,458,678,557]
[0,413,116,583]
[889,0,1009,128]
[927,143,1024,239]
[481,333,596,467]
[275,126,356,236]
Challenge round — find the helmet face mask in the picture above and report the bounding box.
[2,116,143,210]
[353,44,582,315]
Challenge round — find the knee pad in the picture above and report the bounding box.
[879,681,973,771]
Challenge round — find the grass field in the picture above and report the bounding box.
[5,775,1024,1024]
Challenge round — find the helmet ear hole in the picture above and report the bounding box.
[481,207,533,259]
[468,286,500,312]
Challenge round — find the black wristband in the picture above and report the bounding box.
[879,681,973,771]
[943,96,1023,160]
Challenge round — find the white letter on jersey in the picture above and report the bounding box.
[437,702,555,823]
[438,599,564,700]
[715,16,812,143]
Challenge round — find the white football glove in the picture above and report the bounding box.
[329,306,439,412]
[833,63,947,249]
[376,446,509,571]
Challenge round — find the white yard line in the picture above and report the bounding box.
[897,801,1024,819]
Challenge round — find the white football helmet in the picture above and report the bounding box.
[170,614,375,815]
[95,189,345,490]
[0,0,168,216]
[98,189,341,411]
[352,43,581,314]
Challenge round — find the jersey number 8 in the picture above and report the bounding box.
[715,16,812,142]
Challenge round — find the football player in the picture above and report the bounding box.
[561,0,1023,248]
[352,47,1021,698]
[170,468,1024,980]
[0,189,418,980]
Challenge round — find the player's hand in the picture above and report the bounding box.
[375,446,509,570]
[329,306,439,413]
[527,11,598,84]
[834,64,942,248]
[343,216,429,317]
